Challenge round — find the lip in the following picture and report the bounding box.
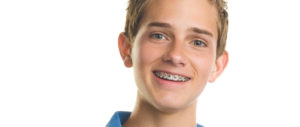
[152,70,191,87]
[152,70,192,79]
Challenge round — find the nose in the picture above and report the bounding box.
[162,42,187,67]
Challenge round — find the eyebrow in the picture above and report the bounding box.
[147,22,214,37]
[189,27,213,38]
[147,22,171,28]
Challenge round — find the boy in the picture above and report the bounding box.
[107,0,229,126]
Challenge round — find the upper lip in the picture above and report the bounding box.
[152,70,192,79]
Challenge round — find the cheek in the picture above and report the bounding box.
[139,45,158,66]
[191,52,215,83]
[134,38,163,68]
[188,54,215,99]
[131,36,162,82]
[132,37,165,101]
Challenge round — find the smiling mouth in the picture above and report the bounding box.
[153,71,191,82]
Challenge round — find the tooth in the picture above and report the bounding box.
[163,73,167,78]
[155,71,189,82]
[178,76,183,81]
[174,75,178,80]
[159,72,163,78]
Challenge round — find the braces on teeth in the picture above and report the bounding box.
[154,71,189,82]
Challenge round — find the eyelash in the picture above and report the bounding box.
[150,33,208,47]
[150,33,167,40]
[192,40,207,47]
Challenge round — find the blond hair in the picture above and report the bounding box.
[124,0,228,58]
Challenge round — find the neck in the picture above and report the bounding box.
[123,93,197,127]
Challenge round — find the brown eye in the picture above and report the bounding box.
[151,33,166,40]
[192,40,207,47]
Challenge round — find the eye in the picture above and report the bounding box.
[151,33,166,40]
[192,40,207,47]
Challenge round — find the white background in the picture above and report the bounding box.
[1,0,300,127]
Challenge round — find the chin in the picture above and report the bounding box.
[151,95,193,113]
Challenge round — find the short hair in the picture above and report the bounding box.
[124,0,228,58]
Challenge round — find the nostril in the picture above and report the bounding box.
[161,43,187,67]
[162,52,186,67]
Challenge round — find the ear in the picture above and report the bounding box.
[208,51,229,83]
[118,32,133,67]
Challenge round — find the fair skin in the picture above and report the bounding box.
[118,0,228,127]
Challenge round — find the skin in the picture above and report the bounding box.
[118,0,228,126]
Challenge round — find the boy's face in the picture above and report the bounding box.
[119,0,228,112]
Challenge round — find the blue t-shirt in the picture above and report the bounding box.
[106,111,204,127]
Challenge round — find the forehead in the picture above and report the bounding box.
[140,0,218,39]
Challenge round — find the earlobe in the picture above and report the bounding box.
[124,56,132,67]
[208,51,229,83]
[118,32,133,67]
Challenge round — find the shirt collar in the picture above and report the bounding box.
[106,111,131,127]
